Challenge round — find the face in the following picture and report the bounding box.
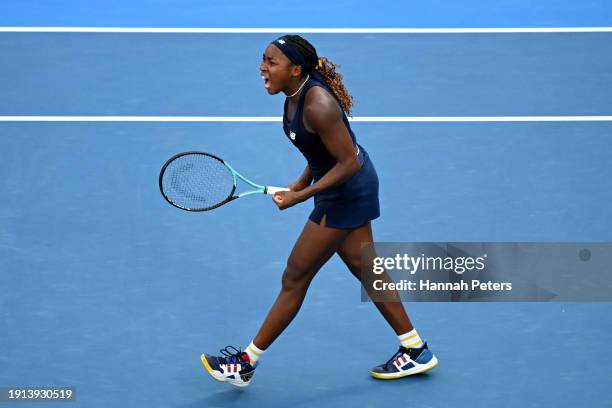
[260,44,301,95]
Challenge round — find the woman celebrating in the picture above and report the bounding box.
[201,35,438,387]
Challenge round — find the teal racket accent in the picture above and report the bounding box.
[223,161,288,198]
[159,151,289,211]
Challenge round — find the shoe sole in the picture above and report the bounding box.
[370,355,438,380]
[200,354,250,388]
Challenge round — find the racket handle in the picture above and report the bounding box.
[264,186,291,195]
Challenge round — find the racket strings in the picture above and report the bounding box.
[162,154,235,210]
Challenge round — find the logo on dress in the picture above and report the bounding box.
[289,131,296,140]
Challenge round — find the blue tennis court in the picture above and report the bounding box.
[1,2,612,407]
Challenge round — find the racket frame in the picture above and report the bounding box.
[159,151,288,211]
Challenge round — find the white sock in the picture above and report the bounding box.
[245,341,265,365]
[398,329,424,349]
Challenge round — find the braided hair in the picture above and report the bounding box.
[283,35,355,117]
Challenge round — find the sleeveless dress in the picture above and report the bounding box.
[282,77,380,229]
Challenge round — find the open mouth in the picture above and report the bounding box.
[261,75,271,90]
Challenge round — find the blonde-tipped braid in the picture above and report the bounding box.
[282,35,355,117]
[315,56,354,117]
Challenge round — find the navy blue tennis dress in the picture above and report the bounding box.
[282,77,380,229]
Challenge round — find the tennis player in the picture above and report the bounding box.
[201,35,438,387]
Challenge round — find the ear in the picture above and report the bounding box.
[290,64,303,78]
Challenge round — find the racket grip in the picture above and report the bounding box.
[265,186,291,195]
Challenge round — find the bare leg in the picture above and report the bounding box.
[253,217,350,349]
[337,222,414,335]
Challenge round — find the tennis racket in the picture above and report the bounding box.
[159,151,290,211]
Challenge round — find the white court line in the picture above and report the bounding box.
[0,27,611,33]
[1,116,611,122]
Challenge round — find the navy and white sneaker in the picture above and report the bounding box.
[370,342,438,379]
[200,346,256,387]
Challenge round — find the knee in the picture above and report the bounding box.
[341,251,362,275]
[344,253,362,272]
[341,253,370,282]
[281,257,312,292]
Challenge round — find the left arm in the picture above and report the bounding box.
[274,88,360,210]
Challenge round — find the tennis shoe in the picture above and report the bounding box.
[201,346,257,387]
[370,342,438,379]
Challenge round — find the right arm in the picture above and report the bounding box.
[288,165,313,192]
